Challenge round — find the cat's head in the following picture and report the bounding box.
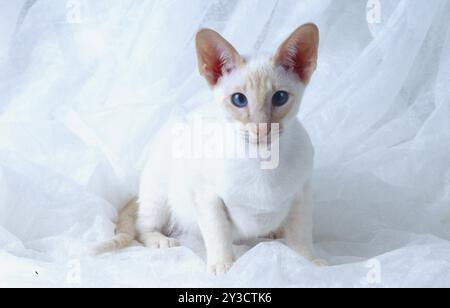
[196,24,319,143]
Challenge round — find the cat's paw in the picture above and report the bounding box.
[207,262,234,275]
[141,232,179,249]
[149,237,179,249]
[312,259,328,267]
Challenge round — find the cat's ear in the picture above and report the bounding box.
[273,23,319,84]
[196,29,244,86]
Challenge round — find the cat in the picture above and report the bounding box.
[93,23,321,275]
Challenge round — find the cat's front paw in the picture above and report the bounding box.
[140,232,179,249]
[148,237,179,249]
[207,262,234,275]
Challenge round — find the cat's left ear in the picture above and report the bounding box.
[273,23,319,84]
[196,29,244,87]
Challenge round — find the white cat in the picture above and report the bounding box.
[93,23,321,275]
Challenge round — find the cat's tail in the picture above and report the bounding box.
[90,198,138,255]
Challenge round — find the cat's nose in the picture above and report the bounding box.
[257,123,271,138]
[249,123,271,139]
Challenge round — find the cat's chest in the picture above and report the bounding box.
[215,142,304,201]
[219,162,296,206]
[213,159,298,235]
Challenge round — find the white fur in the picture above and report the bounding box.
[94,25,321,275]
[136,59,316,274]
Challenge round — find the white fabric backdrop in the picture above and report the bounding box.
[0,0,449,287]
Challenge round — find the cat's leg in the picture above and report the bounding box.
[197,192,234,275]
[136,194,179,249]
[284,181,318,263]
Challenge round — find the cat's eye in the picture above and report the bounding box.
[231,93,248,108]
[272,91,289,107]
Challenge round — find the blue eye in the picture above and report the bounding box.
[272,91,289,106]
[231,93,248,108]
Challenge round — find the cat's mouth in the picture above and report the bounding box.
[240,128,282,145]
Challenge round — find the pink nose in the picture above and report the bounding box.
[249,123,271,138]
[257,123,271,138]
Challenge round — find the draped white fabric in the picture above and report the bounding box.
[0,0,449,287]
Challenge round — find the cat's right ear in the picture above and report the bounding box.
[196,29,244,87]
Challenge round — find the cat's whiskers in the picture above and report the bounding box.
[237,124,283,145]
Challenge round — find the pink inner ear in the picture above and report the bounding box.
[290,46,317,83]
[201,48,238,86]
[196,29,242,86]
[275,24,319,84]
[198,47,227,86]
[278,44,317,83]
[207,52,226,86]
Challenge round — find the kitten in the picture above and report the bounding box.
[93,24,321,275]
